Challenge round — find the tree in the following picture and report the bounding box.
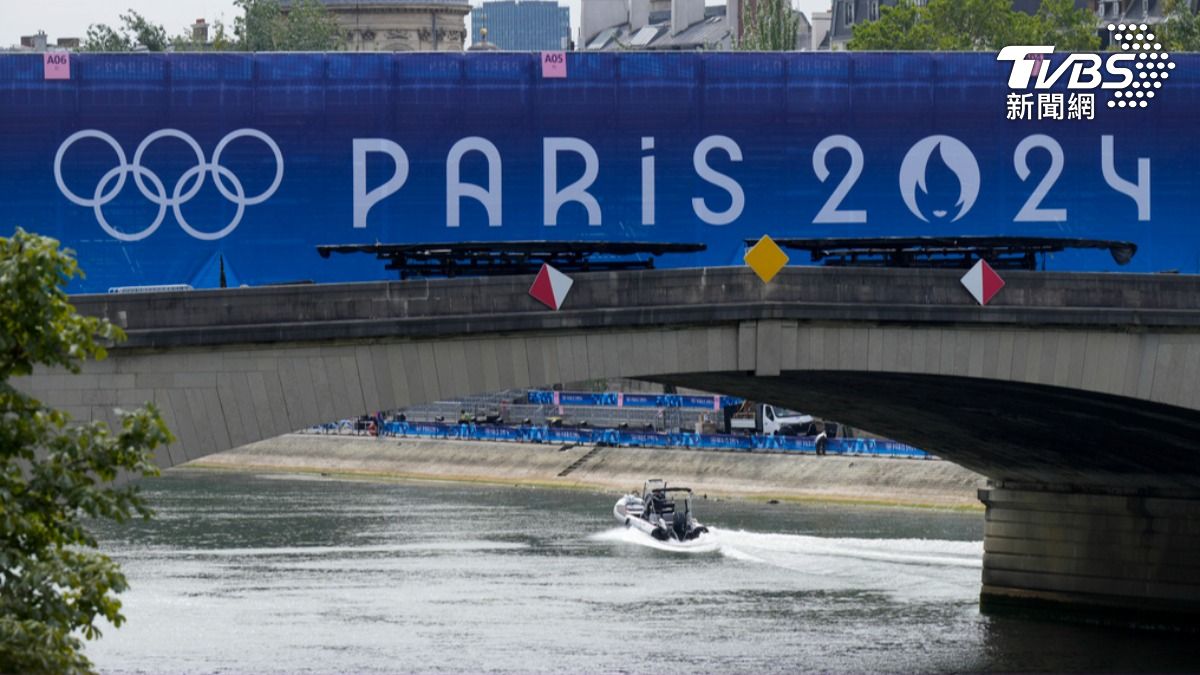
[1034,0,1102,50]
[847,0,1099,51]
[81,10,169,52]
[234,0,341,52]
[737,0,801,51]
[170,19,237,52]
[846,1,940,50]
[0,229,171,675]
[1160,0,1200,51]
[81,2,339,53]
[924,0,1034,49]
[81,24,133,53]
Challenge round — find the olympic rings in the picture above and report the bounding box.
[54,128,284,242]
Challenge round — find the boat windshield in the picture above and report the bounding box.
[644,488,692,512]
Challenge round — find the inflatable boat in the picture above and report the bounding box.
[613,479,710,542]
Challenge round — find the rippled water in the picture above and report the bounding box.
[87,470,1200,673]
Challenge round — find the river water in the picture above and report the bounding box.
[88,470,1199,674]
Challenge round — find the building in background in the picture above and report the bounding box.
[471,1,571,50]
[283,0,470,51]
[578,0,810,51]
[795,11,812,50]
[5,31,80,52]
[809,9,831,51]
[466,27,503,49]
[579,0,734,50]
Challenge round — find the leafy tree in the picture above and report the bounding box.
[81,10,169,52]
[738,0,801,51]
[848,0,1099,51]
[0,229,170,675]
[80,24,132,53]
[1034,0,1102,50]
[170,19,237,52]
[845,1,940,50]
[925,0,1034,50]
[234,0,341,51]
[82,1,339,52]
[1160,0,1200,51]
[234,0,286,51]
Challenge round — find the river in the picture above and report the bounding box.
[87,470,1199,673]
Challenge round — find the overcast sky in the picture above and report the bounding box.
[2,0,831,48]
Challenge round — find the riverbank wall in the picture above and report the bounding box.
[188,434,986,509]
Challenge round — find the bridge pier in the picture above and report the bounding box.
[980,484,1200,630]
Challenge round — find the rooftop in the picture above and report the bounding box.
[585,6,730,50]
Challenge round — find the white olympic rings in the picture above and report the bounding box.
[54,129,284,242]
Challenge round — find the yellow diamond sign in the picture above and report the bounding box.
[744,235,789,283]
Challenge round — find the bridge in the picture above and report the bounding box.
[19,265,1200,628]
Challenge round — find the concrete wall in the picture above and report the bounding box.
[195,434,986,508]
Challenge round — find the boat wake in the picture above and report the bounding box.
[710,528,982,569]
[594,526,980,569]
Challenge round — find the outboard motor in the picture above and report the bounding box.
[671,511,689,540]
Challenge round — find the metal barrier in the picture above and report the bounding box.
[379,421,930,459]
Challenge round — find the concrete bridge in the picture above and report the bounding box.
[22,266,1200,628]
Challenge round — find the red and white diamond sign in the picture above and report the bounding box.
[961,259,1005,306]
[528,263,574,310]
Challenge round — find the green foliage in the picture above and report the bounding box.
[235,0,284,51]
[848,0,1099,51]
[234,0,342,52]
[1161,0,1200,51]
[0,229,170,675]
[82,1,340,53]
[81,10,169,52]
[738,0,801,51]
[1034,0,1102,50]
[925,0,1032,49]
[845,1,940,50]
[171,19,236,53]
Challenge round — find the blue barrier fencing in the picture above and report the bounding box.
[526,390,744,410]
[380,421,930,458]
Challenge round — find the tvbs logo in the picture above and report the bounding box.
[999,25,1175,119]
[997,46,1136,90]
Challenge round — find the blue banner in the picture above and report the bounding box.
[526,390,741,408]
[620,394,662,408]
[2,51,1194,292]
[377,420,928,458]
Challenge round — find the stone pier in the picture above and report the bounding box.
[980,484,1200,629]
